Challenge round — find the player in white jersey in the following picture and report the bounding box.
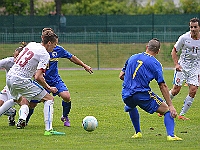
[169,18,200,120]
[0,30,65,135]
[0,42,27,126]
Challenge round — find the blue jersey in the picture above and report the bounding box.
[122,52,165,99]
[44,45,73,83]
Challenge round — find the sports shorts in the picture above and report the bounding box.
[0,86,12,102]
[173,68,199,86]
[123,91,163,114]
[6,75,48,102]
[46,78,68,96]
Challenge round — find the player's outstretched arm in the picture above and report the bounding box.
[159,82,177,118]
[70,55,93,74]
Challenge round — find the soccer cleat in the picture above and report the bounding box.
[61,116,70,127]
[167,135,183,141]
[157,113,163,117]
[8,116,16,126]
[16,119,26,129]
[44,129,66,136]
[8,109,16,126]
[131,132,142,139]
[178,115,190,120]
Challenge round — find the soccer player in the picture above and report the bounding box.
[0,30,65,135]
[119,38,182,141]
[25,28,93,127]
[0,42,27,126]
[169,18,200,120]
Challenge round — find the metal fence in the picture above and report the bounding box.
[0,30,184,43]
[1,13,199,43]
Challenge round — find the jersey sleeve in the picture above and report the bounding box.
[57,45,73,59]
[121,58,129,72]
[174,34,185,52]
[0,58,8,69]
[37,50,50,71]
[154,62,165,84]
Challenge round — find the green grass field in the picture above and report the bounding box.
[0,70,200,150]
[0,43,175,69]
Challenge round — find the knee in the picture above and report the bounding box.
[189,89,197,98]
[63,99,71,103]
[171,88,180,96]
[62,96,71,102]
[29,102,38,109]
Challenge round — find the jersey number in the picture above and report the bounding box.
[15,48,34,67]
[132,60,143,79]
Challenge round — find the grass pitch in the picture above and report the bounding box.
[0,70,200,150]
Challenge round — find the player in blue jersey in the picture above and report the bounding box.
[119,38,182,141]
[25,28,93,127]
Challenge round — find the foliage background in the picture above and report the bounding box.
[0,0,200,15]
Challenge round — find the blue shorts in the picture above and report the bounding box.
[30,100,41,103]
[123,91,163,114]
[46,78,68,96]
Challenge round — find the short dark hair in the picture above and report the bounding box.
[42,28,54,37]
[147,38,160,52]
[42,30,58,44]
[189,18,200,26]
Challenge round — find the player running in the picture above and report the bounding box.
[25,28,93,127]
[169,18,200,120]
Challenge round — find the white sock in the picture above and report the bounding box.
[19,105,29,120]
[169,90,174,100]
[0,99,15,116]
[44,100,54,131]
[179,95,194,116]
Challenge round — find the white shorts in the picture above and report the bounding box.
[0,86,12,102]
[173,69,199,86]
[6,75,48,102]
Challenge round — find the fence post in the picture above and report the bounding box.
[151,13,154,39]
[96,32,100,70]
[12,14,15,43]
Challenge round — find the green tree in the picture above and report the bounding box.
[30,0,34,15]
[179,0,200,13]
[0,0,29,15]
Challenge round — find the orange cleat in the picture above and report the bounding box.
[178,115,190,120]
[158,113,163,117]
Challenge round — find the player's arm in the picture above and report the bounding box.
[159,82,177,118]
[119,59,128,80]
[69,55,93,74]
[34,69,57,93]
[171,47,182,71]
[119,71,125,80]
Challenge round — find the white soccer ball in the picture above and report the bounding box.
[82,116,98,132]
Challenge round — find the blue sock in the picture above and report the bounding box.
[26,108,34,124]
[164,111,175,136]
[62,100,71,117]
[129,107,141,133]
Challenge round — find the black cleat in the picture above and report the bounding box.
[16,119,26,129]
[8,109,16,126]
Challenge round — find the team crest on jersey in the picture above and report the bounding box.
[52,52,57,57]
